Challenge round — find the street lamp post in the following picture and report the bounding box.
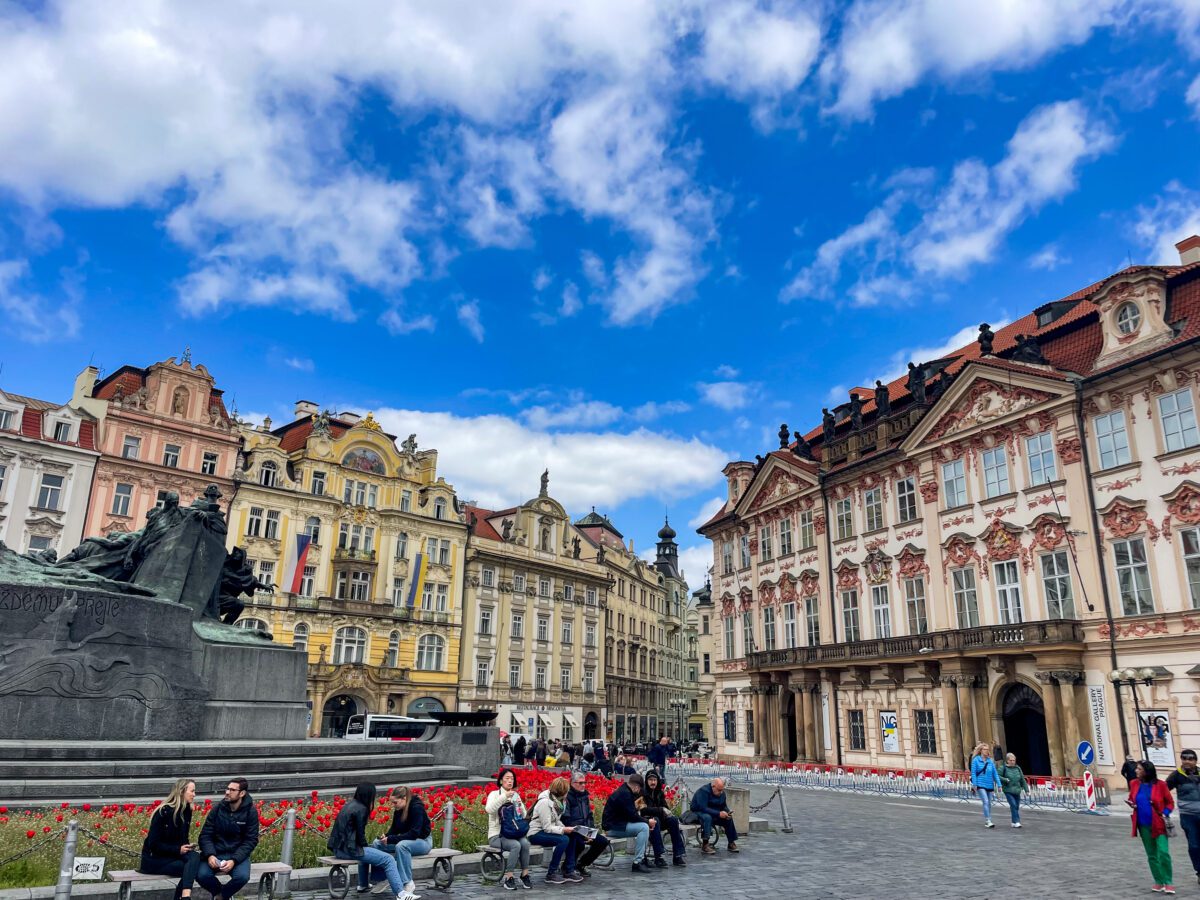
[1109,667,1157,757]
[669,698,687,743]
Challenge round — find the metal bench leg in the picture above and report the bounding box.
[118,883,132,900]
[432,858,453,892]
[258,872,275,900]
[328,864,350,899]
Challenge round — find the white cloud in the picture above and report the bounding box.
[700,1,821,98]
[1188,74,1200,117]
[688,496,726,529]
[698,380,751,410]
[0,259,80,343]
[283,356,315,372]
[874,319,1011,383]
[522,401,625,430]
[1028,244,1069,270]
[678,544,714,585]
[379,307,436,335]
[559,283,582,318]
[1134,181,1200,264]
[631,400,691,422]
[533,268,553,292]
[714,364,740,378]
[372,407,726,511]
[457,299,485,342]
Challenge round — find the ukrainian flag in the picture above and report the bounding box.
[407,552,428,608]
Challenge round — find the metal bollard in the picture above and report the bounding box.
[54,820,79,900]
[777,790,794,834]
[277,809,297,897]
[441,801,455,849]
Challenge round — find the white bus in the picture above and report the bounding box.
[343,714,437,741]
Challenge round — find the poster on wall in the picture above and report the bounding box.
[1139,710,1174,766]
[1086,683,1114,766]
[880,710,900,753]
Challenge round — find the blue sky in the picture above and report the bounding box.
[1,1,1198,586]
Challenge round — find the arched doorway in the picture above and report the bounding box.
[322,694,364,737]
[784,690,798,761]
[1000,683,1052,776]
[584,712,599,740]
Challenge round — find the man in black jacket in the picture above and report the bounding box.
[1167,749,1200,883]
[198,778,260,898]
[647,736,673,773]
[562,773,610,876]
[602,774,661,873]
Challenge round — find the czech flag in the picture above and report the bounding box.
[283,532,313,594]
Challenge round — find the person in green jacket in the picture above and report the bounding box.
[999,752,1029,828]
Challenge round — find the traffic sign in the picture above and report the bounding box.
[1077,740,1095,765]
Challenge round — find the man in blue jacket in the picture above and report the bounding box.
[647,736,673,773]
[690,778,738,854]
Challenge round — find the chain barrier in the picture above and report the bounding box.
[76,826,141,860]
[748,786,782,814]
[0,826,68,870]
[292,816,330,836]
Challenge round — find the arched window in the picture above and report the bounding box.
[384,630,400,668]
[260,461,278,487]
[415,634,445,671]
[292,622,309,652]
[433,497,447,520]
[333,626,367,664]
[237,618,270,635]
[304,516,322,545]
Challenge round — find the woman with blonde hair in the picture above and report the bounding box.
[528,776,582,884]
[139,778,203,900]
[371,786,431,899]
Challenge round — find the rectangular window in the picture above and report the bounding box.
[439,539,451,566]
[849,710,867,751]
[560,667,571,691]
[400,490,412,512]
[300,565,316,598]
[805,596,821,646]
[479,607,493,635]
[942,459,967,507]
[392,577,406,606]
[53,421,72,442]
[1114,537,1155,615]
[162,444,181,468]
[395,533,408,559]
[122,435,141,459]
[585,587,597,605]
[435,583,448,612]
[783,601,797,649]
[1040,550,1075,618]
[584,669,595,694]
[426,537,437,559]
[514,573,526,593]
[155,490,170,509]
[759,525,774,561]
[915,709,937,755]
[311,471,326,496]
[982,447,1010,498]
[896,477,918,523]
[871,584,891,638]
[724,616,735,659]
[799,510,815,549]
[904,577,928,634]
[952,568,980,628]
[477,660,490,688]
[111,483,133,517]
[778,518,793,555]
[535,666,547,690]
[36,473,64,511]
[1183,528,1200,608]
[841,590,861,642]
[562,619,574,644]
[537,615,549,642]
[481,566,495,588]
[1160,388,1200,452]
[703,653,711,674]
[864,488,883,532]
[257,560,276,592]
[1094,410,1131,470]
[349,571,370,601]
[509,663,521,688]
[421,582,433,610]
[585,621,596,647]
[0,463,6,497]
[742,611,754,655]
[721,541,734,575]
[994,560,1024,624]
[740,534,751,568]
[563,584,574,602]
[264,510,280,540]
[836,498,854,540]
[539,577,552,598]
[200,451,218,476]
[1026,432,1057,487]
[0,409,11,430]
[762,606,776,651]
[745,710,755,745]
[724,711,736,743]
[511,612,524,638]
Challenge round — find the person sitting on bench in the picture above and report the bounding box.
[198,778,261,899]
[139,779,203,900]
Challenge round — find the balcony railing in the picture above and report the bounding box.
[746,619,1085,669]
[334,547,377,562]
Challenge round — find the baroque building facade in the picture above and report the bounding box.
[456,478,609,742]
[75,355,239,540]
[230,402,465,736]
[700,238,1200,779]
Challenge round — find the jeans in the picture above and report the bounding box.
[696,812,738,844]
[1181,813,1200,874]
[1139,825,1174,885]
[375,837,431,886]
[355,847,402,896]
[976,787,994,822]
[139,852,204,898]
[195,857,251,899]
[489,835,531,874]
[606,821,650,864]
[529,832,575,874]
[1004,792,1021,824]
[576,834,611,870]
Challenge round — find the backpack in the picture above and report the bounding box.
[500,801,529,839]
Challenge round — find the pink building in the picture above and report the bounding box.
[75,354,240,537]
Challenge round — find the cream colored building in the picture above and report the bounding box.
[229,402,466,736]
[700,239,1200,778]
[457,479,609,742]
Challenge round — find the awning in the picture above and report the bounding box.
[563,714,579,728]
[538,713,554,727]
[510,714,526,731]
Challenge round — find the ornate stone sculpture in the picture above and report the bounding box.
[849,393,863,430]
[874,380,890,416]
[978,323,995,355]
[778,423,790,449]
[791,431,813,460]
[402,433,418,455]
[540,468,550,497]
[572,536,582,559]
[501,519,513,541]
[1010,333,1048,365]
[822,408,836,443]
[907,362,927,404]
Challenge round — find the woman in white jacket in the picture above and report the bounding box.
[527,777,582,885]
[485,768,532,891]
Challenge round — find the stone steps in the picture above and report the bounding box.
[0,752,438,780]
[0,739,431,760]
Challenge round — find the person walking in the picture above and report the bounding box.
[139,779,203,900]
[485,768,533,891]
[197,778,260,900]
[326,783,407,900]
[528,776,583,884]
[534,740,548,768]
[998,753,1029,828]
[501,736,513,766]
[562,772,610,877]
[374,786,430,900]
[512,736,526,768]
[1128,760,1175,894]
[643,770,686,865]
[969,743,1002,828]
[1167,749,1200,886]
[647,736,671,774]
[602,774,656,873]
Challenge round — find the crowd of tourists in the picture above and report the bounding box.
[499,735,679,780]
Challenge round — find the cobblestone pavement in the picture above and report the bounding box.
[297,785,1180,899]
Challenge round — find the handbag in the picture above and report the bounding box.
[500,801,529,839]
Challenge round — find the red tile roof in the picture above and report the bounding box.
[464,504,506,541]
[3,392,97,451]
[94,363,229,419]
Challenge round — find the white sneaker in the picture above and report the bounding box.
[1013,822,1022,828]
[403,883,416,895]
[985,820,995,828]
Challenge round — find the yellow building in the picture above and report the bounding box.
[228,401,466,736]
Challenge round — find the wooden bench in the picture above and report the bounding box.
[318,848,462,896]
[109,862,291,900]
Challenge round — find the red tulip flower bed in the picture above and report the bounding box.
[0,771,662,890]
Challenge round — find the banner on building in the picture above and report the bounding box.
[1086,683,1114,766]
[880,710,900,753]
[1140,710,1175,766]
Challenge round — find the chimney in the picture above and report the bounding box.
[294,400,318,420]
[1177,235,1200,266]
[340,411,361,425]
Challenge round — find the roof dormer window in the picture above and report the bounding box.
[1116,302,1141,335]
[53,421,72,442]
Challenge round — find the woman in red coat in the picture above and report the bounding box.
[1127,760,1175,893]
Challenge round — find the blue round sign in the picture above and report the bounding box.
[1077,740,1095,765]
